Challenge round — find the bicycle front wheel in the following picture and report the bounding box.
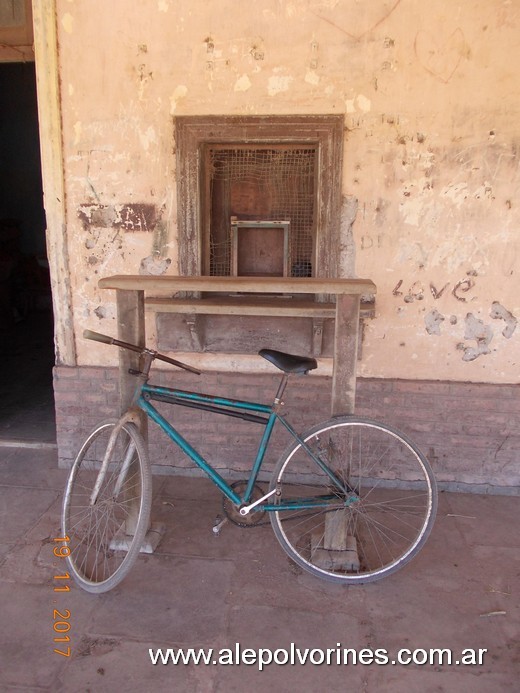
[62,419,152,593]
[270,416,437,584]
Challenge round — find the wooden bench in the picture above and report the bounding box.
[98,275,377,416]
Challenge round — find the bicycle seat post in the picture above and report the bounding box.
[139,350,155,379]
[273,373,290,410]
[129,350,154,405]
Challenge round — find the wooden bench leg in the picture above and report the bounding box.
[331,293,360,416]
[320,294,362,568]
[116,289,145,415]
[114,289,166,550]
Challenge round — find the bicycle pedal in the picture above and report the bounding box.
[212,515,228,536]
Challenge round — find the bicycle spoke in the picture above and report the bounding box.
[62,420,151,593]
[270,417,437,583]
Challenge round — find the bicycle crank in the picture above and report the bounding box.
[239,488,277,515]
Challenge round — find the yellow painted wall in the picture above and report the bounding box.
[52,0,519,383]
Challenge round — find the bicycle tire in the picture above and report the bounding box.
[269,416,437,584]
[62,419,152,593]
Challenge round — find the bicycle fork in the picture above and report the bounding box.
[89,412,140,506]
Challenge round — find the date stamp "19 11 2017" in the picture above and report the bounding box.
[52,536,72,657]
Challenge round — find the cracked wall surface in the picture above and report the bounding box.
[47,0,519,384]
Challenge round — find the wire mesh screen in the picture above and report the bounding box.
[205,146,317,277]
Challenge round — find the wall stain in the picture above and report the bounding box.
[423,301,517,362]
[78,204,158,232]
[459,313,493,362]
[425,308,445,335]
[139,254,171,275]
[490,301,517,338]
[94,306,106,319]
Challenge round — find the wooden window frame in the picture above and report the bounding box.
[0,0,33,47]
[175,115,344,279]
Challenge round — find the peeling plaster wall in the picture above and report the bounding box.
[53,0,519,384]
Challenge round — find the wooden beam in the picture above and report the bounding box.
[99,275,376,296]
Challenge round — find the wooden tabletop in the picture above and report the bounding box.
[98,275,377,295]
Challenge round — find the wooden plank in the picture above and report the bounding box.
[99,275,377,296]
[331,294,360,416]
[323,511,349,550]
[146,296,375,320]
[145,297,337,318]
[157,313,337,355]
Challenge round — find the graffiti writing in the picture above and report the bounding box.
[392,275,477,304]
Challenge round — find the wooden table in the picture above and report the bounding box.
[98,275,376,416]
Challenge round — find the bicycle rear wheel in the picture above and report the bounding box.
[269,416,437,584]
[62,419,151,593]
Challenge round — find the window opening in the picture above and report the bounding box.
[203,145,317,278]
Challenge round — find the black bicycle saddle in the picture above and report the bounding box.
[259,349,318,374]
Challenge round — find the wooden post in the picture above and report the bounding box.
[33,0,76,366]
[331,294,361,416]
[326,294,361,567]
[116,289,145,416]
[115,289,151,540]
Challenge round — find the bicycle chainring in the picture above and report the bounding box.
[222,480,268,527]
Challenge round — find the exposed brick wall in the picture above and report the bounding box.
[354,380,519,490]
[54,366,519,491]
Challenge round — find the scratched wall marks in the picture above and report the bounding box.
[393,267,517,362]
[414,27,467,83]
[48,0,520,387]
[310,0,403,41]
[392,274,476,304]
[362,121,519,372]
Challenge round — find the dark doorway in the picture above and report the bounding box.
[0,61,55,445]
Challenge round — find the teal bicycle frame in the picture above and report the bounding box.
[136,382,357,513]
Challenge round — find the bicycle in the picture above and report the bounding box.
[62,329,438,593]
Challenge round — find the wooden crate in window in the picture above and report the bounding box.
[231,219,290,277]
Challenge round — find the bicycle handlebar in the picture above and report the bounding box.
[83,329,202,375]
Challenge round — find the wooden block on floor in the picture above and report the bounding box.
[109,522,166,554]
[323,510,349,550]
[311,531,360,572]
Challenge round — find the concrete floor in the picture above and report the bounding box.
[0,445,518,692]
[0,310,56,444]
